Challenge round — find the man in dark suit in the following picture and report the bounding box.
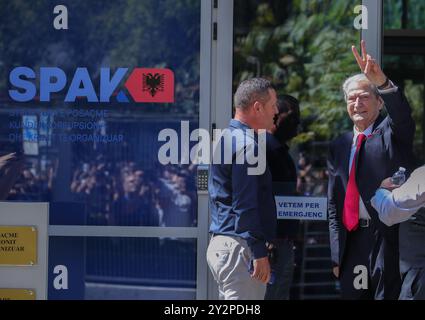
[265,95,300,300]
[327,40,415,299]
[371,165,425,300]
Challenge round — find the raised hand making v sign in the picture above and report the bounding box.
[352,40,391,90]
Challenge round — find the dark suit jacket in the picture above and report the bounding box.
[266,134,299,239]
[399,208,425,273]
[327,88,415,293]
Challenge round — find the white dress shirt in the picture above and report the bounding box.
[371,166,425,226]
[350,125,373,220]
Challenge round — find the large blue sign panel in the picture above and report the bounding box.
[1,0,200,299]
[0,0,200,228]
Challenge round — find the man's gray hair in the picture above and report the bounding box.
[234,77,274,110]
[342,74,379,101]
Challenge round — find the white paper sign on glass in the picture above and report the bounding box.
[275,196,328,221]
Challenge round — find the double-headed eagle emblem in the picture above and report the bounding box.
[142,73,165,97]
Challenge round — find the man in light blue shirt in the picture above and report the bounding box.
[371,165,425,299]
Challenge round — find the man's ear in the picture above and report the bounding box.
[253,101,262,113]
[378,97,384,111]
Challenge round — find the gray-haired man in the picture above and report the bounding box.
[327,40,415,299]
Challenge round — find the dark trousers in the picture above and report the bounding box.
[265,239,295,300]
[340,227,374,300]
[339,223,386,300]
[399,268,425,300]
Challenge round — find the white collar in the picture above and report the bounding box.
[352,123,374,145]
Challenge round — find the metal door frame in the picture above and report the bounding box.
[363,0,383,63]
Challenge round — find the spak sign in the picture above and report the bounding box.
[8,67,174,103]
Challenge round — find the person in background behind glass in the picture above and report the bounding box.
[265,94,300,300]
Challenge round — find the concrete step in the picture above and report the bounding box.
[304,257,330,261]
[302,294,340,300]
[303,269,332,274]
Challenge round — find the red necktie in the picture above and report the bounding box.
[343,133,366,231]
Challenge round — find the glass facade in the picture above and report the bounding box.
[0,0,200,227]
[384,0,425,29]
[383,0,425,163]
[1,0,201,300]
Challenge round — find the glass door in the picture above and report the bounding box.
[383,0,425,164]
[228,0,382,300]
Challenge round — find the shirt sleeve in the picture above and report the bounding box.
[392,167,425,209]
[371,167,425,226]
[371,189,416,226]
[231,143,268,259]
[377,80,398,95]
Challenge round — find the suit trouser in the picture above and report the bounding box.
[399,268,425,300]
[206,235,266,300]
[340,224,400,300]
[340,226,374,300]
[264,239,294,300]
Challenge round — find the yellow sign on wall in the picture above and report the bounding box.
[0,226,37,266]
[0,289,36,300]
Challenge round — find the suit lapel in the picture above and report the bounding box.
[355,116,384,181]
[372,114,385,132]
[341,131,354,181]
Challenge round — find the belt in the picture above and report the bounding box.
[359,219,370,228]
